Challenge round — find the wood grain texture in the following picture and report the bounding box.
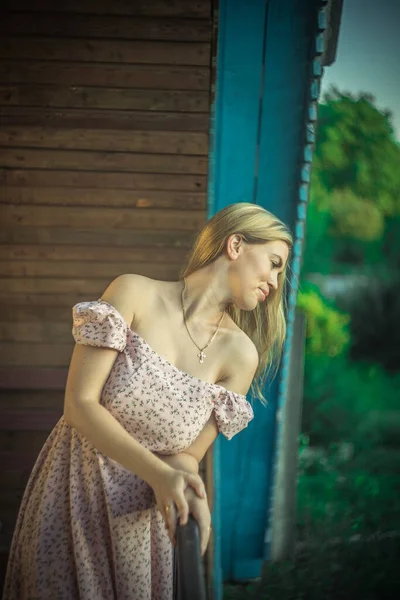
[0,321,70,343]
[0,12,212,42]
[0,390,65,410]
[0,60,209,90]
[0,306,72,324]
[3,0,211,19]
[0,107,209,131]
[0,244,190,264]
[0,169,207,191]
[0,205,206,230]
[0,187,206,210]
[0,275,184,295]
[0,409,63,431]
[0,85,209,112]
[0,127,209,155]
[0,37,210,66]
[0,148,208,175]
[0,227,196,248]
[0,342,73,367]
[0,260,183,280]
[0,368,68,389]
[0,293,96,307]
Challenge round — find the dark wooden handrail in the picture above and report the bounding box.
[174,515,207,600]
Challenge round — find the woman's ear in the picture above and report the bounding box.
[226,234,243,260]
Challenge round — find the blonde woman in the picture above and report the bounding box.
[3,203,292,600]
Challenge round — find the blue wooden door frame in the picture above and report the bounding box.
[208,0,328,593]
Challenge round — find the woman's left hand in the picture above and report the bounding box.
[165,485,212,556]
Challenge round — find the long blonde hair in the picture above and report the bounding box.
[180,203,293,403]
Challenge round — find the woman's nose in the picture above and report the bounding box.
[268,276,278,291]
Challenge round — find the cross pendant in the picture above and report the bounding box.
[198,351,206,363]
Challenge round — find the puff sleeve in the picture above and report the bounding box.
[72,300,128,352]
[212,388,254,440]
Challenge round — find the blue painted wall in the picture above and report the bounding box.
[208,0,326,587]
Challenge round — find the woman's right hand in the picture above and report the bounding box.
[151,466,207,540]
[183,486,212,556]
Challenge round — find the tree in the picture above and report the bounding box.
[302,88,400,274]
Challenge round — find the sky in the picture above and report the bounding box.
[320,0,400,140]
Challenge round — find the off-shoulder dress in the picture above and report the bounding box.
[2,299,254,600]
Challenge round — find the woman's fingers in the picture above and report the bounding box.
[175,493,189,526]
[186,473,206,499]
[183,509,211,556]
[154,469,208,547]
[202,522,212,556]
[164,503,178,546]
[193,512,211,556]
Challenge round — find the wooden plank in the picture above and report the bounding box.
[0,59,209,90]
[0,508,20,537]
[0,13,212,42]
[0,127,209,155]
[0,320,70,343]
[0,261,182,284]
[0,306,71,324]
[0,467,40,489]
[0,260,183,280]
[0,434,51,479]
[3,0,211,19]
[0,37,210,67]
[0,205,206,231]
[0,273,185,294]
[0,106,209,131]
[0,245,190,264]
[0,390,65,409]
[0,85,209,113]
[0,409,63,430]
[0,169,207,191]
[0,488,25,507]
[0,343,72,368]
[0,450,41,470]
[0,293,100,307]
[0,368,68,390]
[0,227,196,249]
[0,148,207,175]
[0,187,207,210]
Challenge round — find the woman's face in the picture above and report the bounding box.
[227,237,290,310]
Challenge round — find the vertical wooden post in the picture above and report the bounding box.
[269,309,306,560]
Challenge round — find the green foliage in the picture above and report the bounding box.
[301,353,400,445]
[337,277,400,371]
[314,87,400,219]
[297,469,400,536]
[329,188,385,241]
[303,88,400,274]
[297,282,350,357]
[224,537,400,600]
[272,89,400,600]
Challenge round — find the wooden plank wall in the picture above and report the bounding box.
[0,0,213,557]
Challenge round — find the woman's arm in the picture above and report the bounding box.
[64,275,206,504]
[154,413,219,475]
[64,344,173,488]
[157,339,258,475]
[156,452,200,474]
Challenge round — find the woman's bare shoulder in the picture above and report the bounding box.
[217,320,259,394]
[99,273,158,324]
[228,326,259,368]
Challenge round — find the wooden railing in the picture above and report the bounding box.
[174,515,208,600]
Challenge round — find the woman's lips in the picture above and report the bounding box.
[258,288,268,301]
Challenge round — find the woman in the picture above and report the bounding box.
[3,203,292,600]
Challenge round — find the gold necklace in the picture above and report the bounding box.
[181,277,225,363]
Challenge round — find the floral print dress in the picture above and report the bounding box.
[2,300,254,600]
